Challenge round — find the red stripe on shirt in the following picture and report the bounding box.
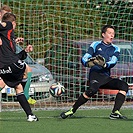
[7,29,14,51]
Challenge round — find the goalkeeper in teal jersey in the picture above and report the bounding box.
[60,25,128,120]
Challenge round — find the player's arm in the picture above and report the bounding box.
[0,21,12,30]
[16,45,33,60]
[93,55,106,68]
[16,50,27,60]
[15,37,27,60]
[0,22,6,28]
[81,53,96,67]
[105,54,119,68]
[82,52,96,68]
[94,51,120,68]
[81,41,98,67]
[16,34,33,60]
[93,44,120,68]
[104,46,120,68]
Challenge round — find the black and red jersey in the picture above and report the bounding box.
[0,21,27,68]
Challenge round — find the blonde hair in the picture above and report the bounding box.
[1,5,12,12]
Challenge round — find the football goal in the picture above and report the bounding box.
[0,0,132,111]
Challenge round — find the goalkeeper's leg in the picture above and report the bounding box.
[60,82,99,119]
[100,78,128,119]
[105,79,129,119]
[60,93,88,119]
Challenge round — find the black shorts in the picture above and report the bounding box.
[89,71,128,92]
[0,60,26,88]
[89,71,112,87]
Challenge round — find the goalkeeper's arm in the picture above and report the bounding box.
[94,55,118,68]
[81,53,96,67]
[93,55,106,68]
[86,57,96,67]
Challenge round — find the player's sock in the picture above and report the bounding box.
[24,72,32,100]
[0,87,2,91]
[112,93,125,113]
[17,92,33,116]
[72,94,88,113]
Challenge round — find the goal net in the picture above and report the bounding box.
[0,0,132,111]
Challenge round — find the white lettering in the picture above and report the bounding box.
[0,67,12,74]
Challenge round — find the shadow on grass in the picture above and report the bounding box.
[0,117,25,122]
[53,115,133,122]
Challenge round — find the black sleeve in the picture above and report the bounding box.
[0,21,13,30]
[16,50,27,60]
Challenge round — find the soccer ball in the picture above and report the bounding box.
[49,82,65,97]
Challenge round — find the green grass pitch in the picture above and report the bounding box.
[0,108,132,133]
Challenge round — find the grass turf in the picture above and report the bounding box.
[0,108,132,133]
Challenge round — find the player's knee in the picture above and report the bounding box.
[120,81,128,93]
[85,80,99,97]
[0,79,6,88]
[85,89,97,97]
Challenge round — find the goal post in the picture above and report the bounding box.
[0,0,132,110]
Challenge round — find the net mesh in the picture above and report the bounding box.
[0,0,133,110]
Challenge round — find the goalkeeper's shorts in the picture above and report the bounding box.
[89,71,128,93]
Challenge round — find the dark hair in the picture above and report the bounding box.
[101,25,115,37]
[2,12,16,22]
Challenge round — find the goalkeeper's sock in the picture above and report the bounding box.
[112,93,125,113]
[17,92,33,116]
[24,72,32,100]
[72,94,88,113]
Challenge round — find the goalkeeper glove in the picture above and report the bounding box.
[93,55,106,68]
[86,57,96,68]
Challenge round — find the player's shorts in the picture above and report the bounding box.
[89,71,112,86]
[0,60,26,88]
[89,71,128,92]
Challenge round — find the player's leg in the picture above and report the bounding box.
[60,82,100,119]
[9,60,38,121]
[60,72,103,119]
[0,78,6,91]
[23,64,36,104]
[60,92,89,119]
[15,83,38,121]
[100,79,128,119]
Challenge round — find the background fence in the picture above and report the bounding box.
[0,0,133,111]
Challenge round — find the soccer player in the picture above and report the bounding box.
[0,5,36,104]
[60,25,128,120]
[0,12,38,121]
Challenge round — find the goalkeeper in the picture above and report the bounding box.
[60,25,128,120]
